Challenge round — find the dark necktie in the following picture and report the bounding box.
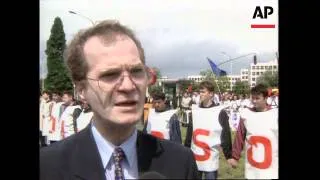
[112,147,125,180]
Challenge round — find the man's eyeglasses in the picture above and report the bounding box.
[87,65,151,92]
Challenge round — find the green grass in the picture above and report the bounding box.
[137,122,245,179]
[217,131,245,179]
[181,126,245,179]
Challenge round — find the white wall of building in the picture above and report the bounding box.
[226,75,241,90]
[249,59,278,87]
[187,75,205,83]
[240,68,249,82]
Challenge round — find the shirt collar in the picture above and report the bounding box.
[120,128,137,168]
[199,100,217,108]
[91,123,137,169]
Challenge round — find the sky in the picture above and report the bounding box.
[40,0,278,79]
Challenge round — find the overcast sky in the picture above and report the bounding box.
[40,0,278,79]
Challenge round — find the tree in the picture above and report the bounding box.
[200,69,214,80]
[44,17,73,92]
[148,85,162,96]
[151,67,162,79]
[191,82,200,92]
[199,69,230,93]
[175,79,192,94]
[233,81,250,95]
[256,71,278,88]
[216,76,230,93]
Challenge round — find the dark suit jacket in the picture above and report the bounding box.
[40,125,200,180]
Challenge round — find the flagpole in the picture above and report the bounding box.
[207,57,224,96]
[207,53,257,96]
[214,77,222,96]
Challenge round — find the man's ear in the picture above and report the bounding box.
[76,82,86,101]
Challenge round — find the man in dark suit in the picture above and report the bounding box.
[40,20,200,180]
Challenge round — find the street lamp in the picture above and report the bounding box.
[220,52,232,75]
[40,54,45,91]
[217,53,257,67]
[68,10,95,100]
[68,11,95,25]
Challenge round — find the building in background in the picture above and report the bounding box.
[150,58,278,100]
[240,68,249,82]
[226,75,241,91]
[187,75,205,83]
[249,59,278,87]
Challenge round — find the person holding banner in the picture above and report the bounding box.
[75,99,93,133]
[143,91,182,144]
[184,80,232,179]
[228,84,278,179]
[229,95,241,131]
[47,91,64,145]
[40,90,53,147]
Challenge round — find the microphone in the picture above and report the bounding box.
[139,171,166,179]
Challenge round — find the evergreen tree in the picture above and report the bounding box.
[44,17,73,92]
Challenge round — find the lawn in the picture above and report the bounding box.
[180,126,245,179]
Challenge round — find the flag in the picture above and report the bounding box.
[207,57,227,77]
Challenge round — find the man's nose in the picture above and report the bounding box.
[117,73,136,92]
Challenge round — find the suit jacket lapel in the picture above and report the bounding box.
[136,131,164,176]
[69,128,163,179]
[70,125,106,180]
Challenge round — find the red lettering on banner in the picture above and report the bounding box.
[61,120,65,139]
[151,131,164,139]
[50,116,56,133]
[247,136,272,169]
[192,129,210,161]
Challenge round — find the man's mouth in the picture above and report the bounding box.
[115,100,138,107]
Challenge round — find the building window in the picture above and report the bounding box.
[265,66,268,69]
[252,78,255,81]
[256,72,259,75]
[252,72,255,75]
[273,65,277,69]
[261,66,264,70]
[252,83,256,86]
[252,66,255,70]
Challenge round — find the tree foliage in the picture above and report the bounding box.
[233,81,250,95]
[256,71,278,88]
[44,17,73,92]
[199,69,230,93]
